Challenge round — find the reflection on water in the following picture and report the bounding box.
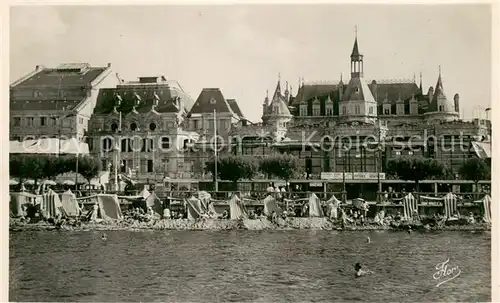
[10,230,490,302]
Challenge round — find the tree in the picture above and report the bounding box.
[74,155,102,184]
[205,155,258,184]
[258,153,302,181]
[459,157,490,194]
[386,156,445,193]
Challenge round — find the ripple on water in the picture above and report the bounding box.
[9,230,491,302]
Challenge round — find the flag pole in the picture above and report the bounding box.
[214,109,218,193]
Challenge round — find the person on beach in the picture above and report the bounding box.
[354,263,373,278]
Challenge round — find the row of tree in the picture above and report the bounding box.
[9,154,102,185]
[206,153,490,189]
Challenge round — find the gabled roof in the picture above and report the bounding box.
[189,88,233,114]
[342,77,375,102]
[12,64,108,88]
[93,85,194,115]
[226,99,244,118]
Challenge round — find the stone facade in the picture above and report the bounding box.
[10,63,116,141]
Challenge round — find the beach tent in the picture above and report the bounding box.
[146,192,163,217]
[402,193,418,219]
[480,195,491,223]
[326,194,341,219]
[40,189,64,219]
[443,193,458,218]
[60,189,80,217]
[186,196,203,220]
[87,194,124,220]
[308,193,324,217]
[10,192,40,217]
[263,195,282,216]
[138,186,151,199]
[197,191,212,212]
[228,194,247,220]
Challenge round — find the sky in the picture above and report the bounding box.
[10,4,492,122]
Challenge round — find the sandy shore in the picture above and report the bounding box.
[9,218,491,232]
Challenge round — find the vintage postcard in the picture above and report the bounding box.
[5,1,497,302]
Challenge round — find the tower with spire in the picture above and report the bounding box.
[262,75,292,141]
[339,30,378,124]
[425,66,459,122]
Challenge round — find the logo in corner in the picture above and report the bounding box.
[433,258,461,287]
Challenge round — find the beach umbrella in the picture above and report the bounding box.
[43,180,57,186]
[62,180,75,186]
[266,186,275,193]
[24,180,35,185]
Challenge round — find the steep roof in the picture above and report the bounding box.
[13,64,108,88]
[93,85,194,115]
[292,83,339,105]
[189,88,233,114]
[10,99,82,111]
[342,77,375,102]
[427,73,455,113]
[226,99,244,118]
[351,38,360,58]
[368,82,421,102]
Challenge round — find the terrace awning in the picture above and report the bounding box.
[471,141,491,159]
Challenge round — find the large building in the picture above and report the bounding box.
[10,63,116,141]
[88,75,200,182]
[219,36,491,183]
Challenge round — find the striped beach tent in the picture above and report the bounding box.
[403,193,417,219]
[482,195,492,223]
[229,194,247,220]
[443,192,458,218]
[41,189,63,219]
[186,196,203,220]
[308,193,324,217]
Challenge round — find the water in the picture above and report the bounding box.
[10,230,490,302]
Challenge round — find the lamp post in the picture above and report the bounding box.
[213,109,219,193]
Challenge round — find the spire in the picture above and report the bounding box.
[351,26,360,58]
[340,73,343,83]
[419,72,423,92]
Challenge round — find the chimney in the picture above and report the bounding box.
[454,93,460,113]
[35,65,42,71]
[107,63,112,68]
[371,80,377,102]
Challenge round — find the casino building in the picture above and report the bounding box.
[193,36,491,186]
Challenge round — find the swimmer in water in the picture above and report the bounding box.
[354,263,373,278]
[101,233,107,241]
[367,236,371,244]
[408,227,412,234]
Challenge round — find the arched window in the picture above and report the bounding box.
[111,123,118,132]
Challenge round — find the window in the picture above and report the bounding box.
[300,104,307,116]
[27,117,34,126]
[121,159,127,173]
[102,137,112,152]
[439,105,444,112]
[395,151,401,156]
[369,107,373,115]
[312,106,320,116]
[111,123,118,132]
[193,120,198,129]
[40,117,47,126]
[210,98,217,104]
[355,105,360,115]
[121,138,132,152]
[130,122,138,131]
[141,138,154,152]
[101,160,108,170]
[79,117,84,124]
[355,87,360,93]
[408,151,414,155]
[161,136,170,149]
[149,122,157,131]
[50,117,57,126]
[147,160,154,173]
[13,117,20,126]
[384,108,390,115]
[326,106,333,116]
[342,106,347,115]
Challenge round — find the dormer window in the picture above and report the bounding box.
[111,123,118,132]
[300,103,307,116]
[355,86,360,93]
[369,107,374,115]
[130,122,138,131]
[149,122,157,131]
[312,99,320,116]
[210,98,217,105]
[439,105,444,112]
[355,105,360,115]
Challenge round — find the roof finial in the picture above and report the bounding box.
[340,73,343,82]
[285,81,289,91]
[278,72,281,82]
[413,73,416,83]
[355,25,357,39]
[439,65,441,76]
[419,71,423,91]
[266,89,269,98]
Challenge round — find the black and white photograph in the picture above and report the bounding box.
[7,2,494,302]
